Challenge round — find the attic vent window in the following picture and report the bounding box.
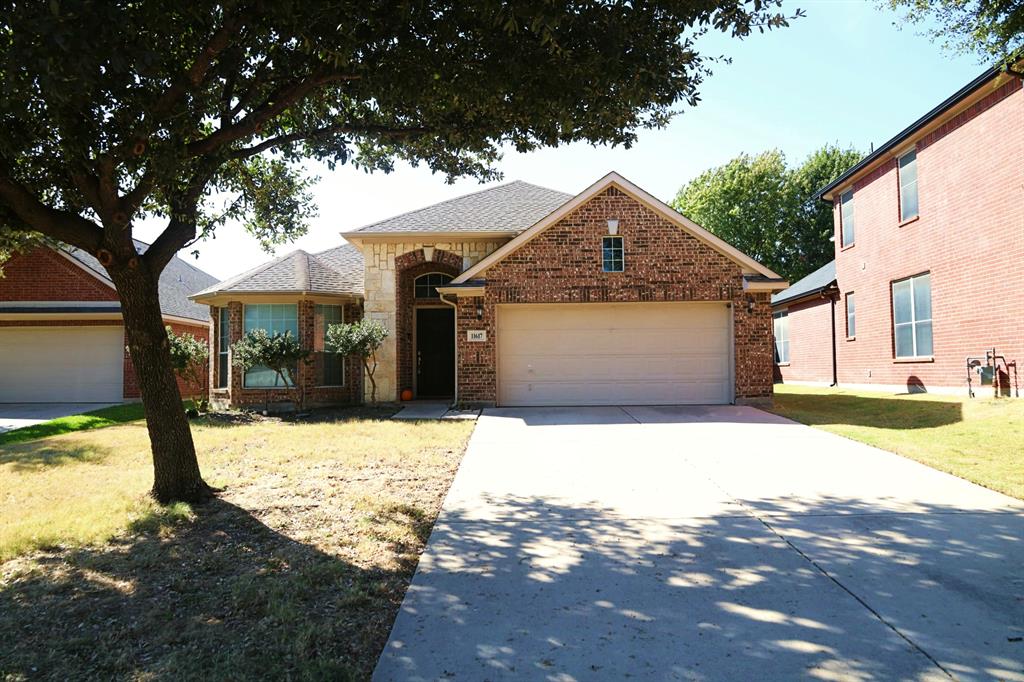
[414,272,453,298]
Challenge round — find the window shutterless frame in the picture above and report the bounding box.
[602,235,624,272]
[840,189,855,247]
[316,304,345,387]
[892,273,932,358]
[242,303,299,388]
[414,272,453,299]
[897,149,919,222]
[773,310,790,364]
[845,293,856,338]
[217,307,229,388]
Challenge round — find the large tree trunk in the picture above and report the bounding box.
[106,255,212,504]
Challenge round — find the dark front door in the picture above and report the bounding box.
[416,307,455,398]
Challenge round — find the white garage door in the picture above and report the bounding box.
[497,302,732,406]
[0,326,125,403]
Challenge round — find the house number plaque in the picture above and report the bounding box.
[467,330,487,342]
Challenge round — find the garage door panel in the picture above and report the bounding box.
[497,303,731,406]
[0,327,125,403]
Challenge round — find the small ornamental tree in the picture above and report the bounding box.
[325,319,389,404]
[166,326,210,411]
[231,329,311,411]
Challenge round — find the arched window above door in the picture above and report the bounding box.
[414,272,453,299]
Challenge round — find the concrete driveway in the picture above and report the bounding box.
[0,403,116,433]
[375,406,1024,681]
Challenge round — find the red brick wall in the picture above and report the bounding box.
[776,295,836,384]
[832,77,1024,393]
[0,247,117,301]
[457,186,774,404]
[123,321,210,400]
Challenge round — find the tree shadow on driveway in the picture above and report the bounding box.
[377,494,1024,681]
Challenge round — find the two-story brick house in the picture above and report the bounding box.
[772,64,1023,395]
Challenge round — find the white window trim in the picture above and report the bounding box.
[892,273,932,359]
[897,148,919,223]
[839,189,855,248]
[414,272,454,299]
[773,310,790,364]
[217,307,230,389]
[845,292,856,339]
[317,304,346,388]
[602,235,624,272]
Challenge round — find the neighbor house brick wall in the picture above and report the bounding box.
[210,299,362,408]
[123,321,210,400]
[456,186,774,404]
[361,239,507,401]
[0,247,117,301]
[832,76,1023,393]
[775,295,836,384]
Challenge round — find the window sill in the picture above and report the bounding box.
[776,362,791,367]
[899,215,920,227]
[840,242,855,252]
[893,356,933,363]
[211,388,230,394]
[846,336,856,342]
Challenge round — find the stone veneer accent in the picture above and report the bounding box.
[361,239,506,401]
[454,186,774,405]
[209,299,363,408]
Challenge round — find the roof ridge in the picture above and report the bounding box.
[348,179,571,234]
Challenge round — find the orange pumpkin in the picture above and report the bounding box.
[400,389,414,401]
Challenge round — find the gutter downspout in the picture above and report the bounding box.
[439,292,459,407]
[829,290,838,387]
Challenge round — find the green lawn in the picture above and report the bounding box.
[0,402,146,445]
[770,384,1024,500]
[0,409,475,679]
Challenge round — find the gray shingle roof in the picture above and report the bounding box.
[350,180,572,234]
[65,240,219,322]
[192,243,364,299]
[771,260,836,307]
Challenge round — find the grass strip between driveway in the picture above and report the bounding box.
[0,402,146,445]
[0,408,475,679]
[770,384,1024,500]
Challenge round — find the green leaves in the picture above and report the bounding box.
[324,319,389,360]
[886,0,1023,64]
[231,329,310,387]
[166,325,209,372]
[672,145,863,282]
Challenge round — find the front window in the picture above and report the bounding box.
[602,236,624,272]
[898,149,919,222]
[773,311,790,364]
[414,273,453,299]
[846,293,856,338]
[315,304,344,387]
[840,190,855,247]
[243,304,298,387]
[892,273,932,358]
[217,307,229,388]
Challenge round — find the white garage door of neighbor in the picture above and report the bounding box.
[497,302,732,406]
[0,326,125,403]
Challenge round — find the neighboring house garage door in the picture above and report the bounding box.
[497,302,732,406]
[0,326,125,403]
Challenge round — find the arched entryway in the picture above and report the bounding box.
[395,249,462,399]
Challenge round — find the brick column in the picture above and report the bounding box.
[228,301,244,405]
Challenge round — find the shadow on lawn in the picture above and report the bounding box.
[0,497,417,680]
[377,494,1024,680]
[772,388,963,429]
[0,440,120,471]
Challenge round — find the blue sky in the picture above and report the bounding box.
[142,1,989,279]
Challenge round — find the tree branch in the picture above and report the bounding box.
[143,166,217,272]
[0,163,104,252]
[227,123,429,159]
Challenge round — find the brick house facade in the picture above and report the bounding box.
[772,67,1023,395]
[0,244,216,402]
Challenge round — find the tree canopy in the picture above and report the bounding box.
[886,0,1024,65]
[0,1,797,502]
[672,145,863,282]
[326,319,389,404]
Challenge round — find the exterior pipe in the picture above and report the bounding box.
[829,292,838,387]
[439,292,459,407]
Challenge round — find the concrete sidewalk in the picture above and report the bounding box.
[375,406,1024,681]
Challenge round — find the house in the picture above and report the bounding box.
[773,64,1023,395]
[0,242,218,403]
[193,172,788,408]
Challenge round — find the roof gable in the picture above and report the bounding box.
[191,243,364,300]
[349,180,572,235]
[453,172,784,284]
